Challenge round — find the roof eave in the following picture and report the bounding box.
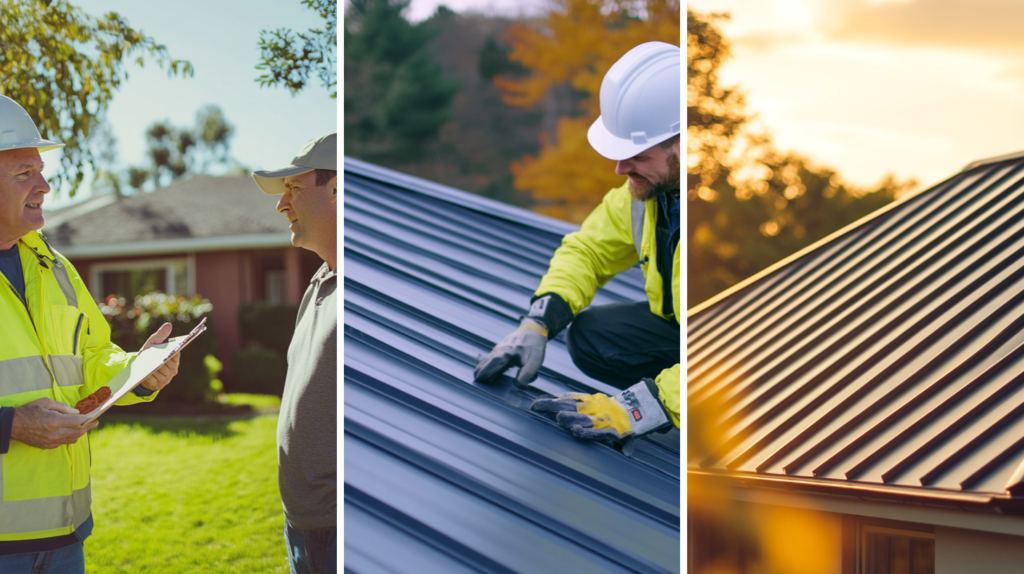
[690,469,1024,515]
[54,233,293,258]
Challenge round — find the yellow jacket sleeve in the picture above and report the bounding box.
[654,364,680,428]
[68,258,158,406]
[536,183,639,313]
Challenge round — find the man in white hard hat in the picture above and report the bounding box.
[252,133,337,574]
[0,95,179,572]
[475,42,680,446]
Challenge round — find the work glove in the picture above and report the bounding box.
[531,379,672,444]
[474,318,548,388]
[474,293,574,388]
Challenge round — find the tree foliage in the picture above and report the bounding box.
[113,105,238,193]
[343,0,460,161]
[495,0,681,222]
[0,0,193,196]
[686,10,912,309]
[256,0,337,98]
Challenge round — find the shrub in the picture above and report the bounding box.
[99,292,220,404]
[232,348,288,396]
[238,303,298,355]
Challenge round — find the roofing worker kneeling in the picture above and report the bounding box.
[475,42,680,446]
[0,95,180,572]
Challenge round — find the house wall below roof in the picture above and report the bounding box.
[689,500,844,574]
[67,246,319,391]
[936,527,1024,574]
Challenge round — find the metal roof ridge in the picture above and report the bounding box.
[343,156,580,236]
[961,149,1024,173]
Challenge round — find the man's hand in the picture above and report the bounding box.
[474,319,548,388]
[531,379,672,444]
[11,398,97,449]
[139,322,179,392]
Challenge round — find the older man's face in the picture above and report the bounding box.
[613,138,681,201]
[0,148,50,249]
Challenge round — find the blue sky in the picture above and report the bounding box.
[45,0,338,208]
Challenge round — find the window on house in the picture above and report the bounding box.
[91,258,190,302]
[265,269,285,305]
[861,526,934,574]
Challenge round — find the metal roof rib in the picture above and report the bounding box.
[344,158,680,572]
[688,153,1024,509]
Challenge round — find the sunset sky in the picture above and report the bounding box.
[688,0,1024,191]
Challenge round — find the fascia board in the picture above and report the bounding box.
[344,156,580,236]
[722,482,1024,537]
[54,233,293,258]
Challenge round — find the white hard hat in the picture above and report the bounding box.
[0,95,64,153]
[587,42,681,161]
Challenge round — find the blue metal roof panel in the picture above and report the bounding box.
[687,155,1024,506]
[344,159,680,572]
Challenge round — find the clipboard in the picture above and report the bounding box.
[81,317,208,425]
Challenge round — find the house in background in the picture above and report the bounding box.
[688,150,1024,573]
[43,175,323,386]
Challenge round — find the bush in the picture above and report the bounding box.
[238,303,298,355]
[99,292,220,404]
[232,348,288,396]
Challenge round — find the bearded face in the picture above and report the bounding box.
[615,138,681,202]
[626,151,680,202]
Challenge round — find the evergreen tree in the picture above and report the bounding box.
[344,0,459,161]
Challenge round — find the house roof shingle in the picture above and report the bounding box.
[44,175,289,255]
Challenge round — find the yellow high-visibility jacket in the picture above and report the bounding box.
[0,230,156,541]
[536,181,680,427]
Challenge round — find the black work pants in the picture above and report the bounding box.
[565,301,680,390]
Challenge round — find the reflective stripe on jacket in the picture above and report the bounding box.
[536,181,681,427]
[0,230,156,541]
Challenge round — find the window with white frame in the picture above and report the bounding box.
[90,257,193,302]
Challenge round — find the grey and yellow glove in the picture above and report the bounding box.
[474,294,574,388]
[530,379,672,443]
[474,318,548,388]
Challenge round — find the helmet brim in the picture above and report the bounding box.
[587,117,676,161]
[0,138,65,153]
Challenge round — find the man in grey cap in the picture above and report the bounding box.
[252,132,337,574]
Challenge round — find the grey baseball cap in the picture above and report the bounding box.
[252,133,337,195]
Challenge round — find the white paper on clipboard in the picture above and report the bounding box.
[81,317,208,425]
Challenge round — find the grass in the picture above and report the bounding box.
[84,395,287,574]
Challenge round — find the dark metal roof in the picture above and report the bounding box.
[343,157,680,573]
[687,154,1024,509]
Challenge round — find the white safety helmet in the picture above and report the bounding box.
[0,95,64,153]
[587,42,680,161]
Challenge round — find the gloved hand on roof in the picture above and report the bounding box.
[474,294,574,388]
[473,318,548,388]
[531,379,673,444]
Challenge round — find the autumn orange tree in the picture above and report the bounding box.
[495,0,681,223]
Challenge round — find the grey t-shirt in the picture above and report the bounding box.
[277,262,337,530]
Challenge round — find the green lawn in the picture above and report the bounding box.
[84,396,287,573]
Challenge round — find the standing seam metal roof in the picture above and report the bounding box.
[343,157,681,573]
[687,153,1024,508]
